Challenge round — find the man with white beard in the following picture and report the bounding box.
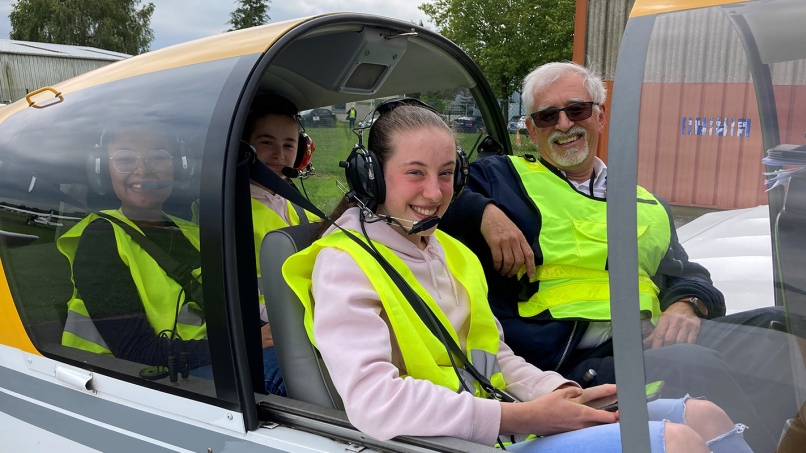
[440,61,806,453]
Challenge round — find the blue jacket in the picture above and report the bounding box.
[440,154,726,372]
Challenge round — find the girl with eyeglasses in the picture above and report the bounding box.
[59,121,211,378]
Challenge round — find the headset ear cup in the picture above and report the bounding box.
[343,146,384,212]
[343,148,369,205]
[453,146,469,200]
[295,133,314,170]
[372,149,385,208]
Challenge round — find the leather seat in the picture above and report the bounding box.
[259,222,344,409]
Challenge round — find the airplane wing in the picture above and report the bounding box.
[0,205,82,221]
[50,213,83,220]
[0,205,41,216]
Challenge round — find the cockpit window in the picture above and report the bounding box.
[0,55,251,401]
[263,90,490,216]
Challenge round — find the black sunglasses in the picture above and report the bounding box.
[530,101,598,128]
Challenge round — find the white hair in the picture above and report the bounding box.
[522,62,607,115]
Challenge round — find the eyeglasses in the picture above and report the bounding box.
[530,101,598,128]
[110,149,173,173]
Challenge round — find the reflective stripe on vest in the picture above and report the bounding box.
[508,156,670,320]
[252,197,316,304]
[283,229,508,397]
[58,209,205,355]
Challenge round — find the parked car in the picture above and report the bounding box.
[451,115,484,133]
[300,107,336,127]
[508,115,527,134]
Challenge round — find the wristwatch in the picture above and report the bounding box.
[681,297,709,318]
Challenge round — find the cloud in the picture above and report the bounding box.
[0,1,12,39]
[272,0,430,24]
[149,1,233,48]
[0,0,435,50]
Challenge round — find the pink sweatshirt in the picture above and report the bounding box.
[251,183,291,224]
[311,208,575,445]
[252,182,290,323]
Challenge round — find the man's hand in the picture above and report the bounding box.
[261,323,274,349]
[479,204,535,279]
[644,300,701,349]
[499,385,618,436]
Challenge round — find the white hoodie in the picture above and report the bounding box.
[311,207,574,445]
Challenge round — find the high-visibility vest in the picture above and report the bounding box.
[59,209,205,355]
[508,156,670,320]
[252,197,316,304]
[283,229,508,397]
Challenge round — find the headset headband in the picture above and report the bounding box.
[343,97,469,212]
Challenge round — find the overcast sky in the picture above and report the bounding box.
[0,0,434,51]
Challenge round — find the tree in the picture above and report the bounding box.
[227,0,271,32]
[9,0,155,55]
[419,0,575,113]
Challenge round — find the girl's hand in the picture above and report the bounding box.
[571,383,618,405]
[500,386,619,436]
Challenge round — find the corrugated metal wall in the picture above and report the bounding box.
[580,1,806,209]
[581,0,635,164]
[584,0,634,80]
[0,54,118,103]
[637,7,806,209]
[644,7,806,85]
[637,81,766,209]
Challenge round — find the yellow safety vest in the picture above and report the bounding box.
[58,209,205,355]
[252,197,317,304]
[283,229,508,397]
[509,156,670,320]
[191,196,315,276]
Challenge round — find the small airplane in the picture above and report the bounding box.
[0,205,81,227]
[0,1,804,452]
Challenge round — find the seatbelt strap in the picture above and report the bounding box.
[290,202,309,225]
[242,142,516,402]
[94,212,204,309]
[9,167,204,309]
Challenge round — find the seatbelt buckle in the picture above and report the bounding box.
[486,385,519,403]
[239,140,258,164]
[167,262,193,283]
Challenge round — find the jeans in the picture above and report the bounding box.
[263,346,287,396]
[508,397,751,453]
[189,364,214,380]
[185,348,286,397]
[564,306,806,452]
[652,307,806,452]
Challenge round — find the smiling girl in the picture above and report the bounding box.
[60,121,210,374]
[283,100,752,453]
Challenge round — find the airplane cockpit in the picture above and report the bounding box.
[2,2,806,452]
[0,14,507,452]
[606,0,806,449]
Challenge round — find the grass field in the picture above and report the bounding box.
[301,122,539,214]
[1,123,539,326]
[0,210,75,245]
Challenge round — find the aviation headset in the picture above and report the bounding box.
[246,94,313,172]
[342,97,469,212]
[87,121,193,195]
